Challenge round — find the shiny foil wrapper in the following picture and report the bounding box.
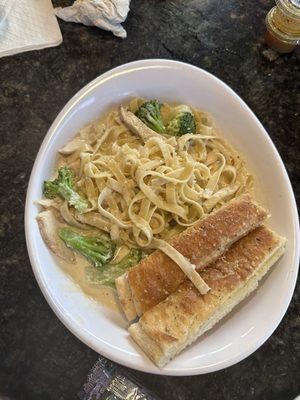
[79,357,160,400]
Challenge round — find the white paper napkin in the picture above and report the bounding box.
[55,0,130,39]
[0,0,62,58]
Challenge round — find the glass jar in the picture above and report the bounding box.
[265,0,300,53]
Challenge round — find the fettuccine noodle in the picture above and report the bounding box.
[56,98,252,249]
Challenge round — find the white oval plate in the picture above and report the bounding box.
[25,60,299,375]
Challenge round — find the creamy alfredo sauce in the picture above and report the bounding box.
[57,254,120,311]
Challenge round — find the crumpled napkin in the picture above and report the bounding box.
[55,0,130,39]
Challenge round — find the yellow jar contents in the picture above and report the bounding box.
[265,0,300,53]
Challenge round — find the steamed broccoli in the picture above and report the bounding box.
[166,105,196,136]
[58,228,116,268]
[85,248,143,287]
[135,100,166,134]
[43,166,88,213]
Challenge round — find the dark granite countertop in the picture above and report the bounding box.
[0,0,299,399]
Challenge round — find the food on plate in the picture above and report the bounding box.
[129,227,286,367]
[37,98,252,293]
[36,98,286,368]
[166,104,196,136]
[85,248,143,288]
[43,166,88,213]
[58,228,115,268]
[116,194,268,320]
[134,99,166,134]
[36,209,75,263]
[120,105,162,141]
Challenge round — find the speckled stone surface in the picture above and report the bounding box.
[0,0,299,399]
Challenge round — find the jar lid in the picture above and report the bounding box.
[275,0,300,19]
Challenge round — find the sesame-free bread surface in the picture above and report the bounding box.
[117,194,268,319]
[129,226,286,367]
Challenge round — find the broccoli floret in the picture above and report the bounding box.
[135,100,166,134]
[85,248,143,287]
[167,108,196,136]
[58,228,115,268]
[43,166,88,213]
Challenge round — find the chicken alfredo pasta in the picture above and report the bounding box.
[37,98,252,290]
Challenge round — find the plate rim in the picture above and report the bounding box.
[25,59,300,375]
